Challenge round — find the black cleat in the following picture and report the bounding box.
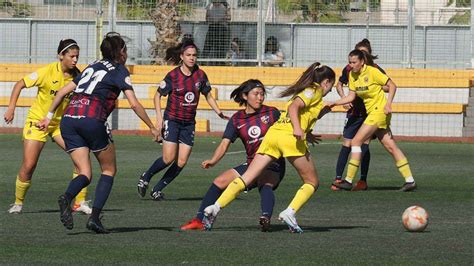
[400,182,417,192]
[259,216,271,232]
[137,173,148,198]
[86,217,110,234]
[150,190,164,201]
[58,194,73,230]
[334,180,353,191]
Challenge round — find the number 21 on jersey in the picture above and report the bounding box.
[75,68,107,94]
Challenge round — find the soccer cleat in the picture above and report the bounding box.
[137,173,148,198]
[72,200,92,215]
[150,190,164,201]
[8,203,23,214]
[203,204,221,231]
[352,180,368,191]
[58,194,73,230]
[334,179,353,191]
[330,179,342,191]
[278,209,303,234]
[400,182,417,192]
[86,217,110,234]
[180,218,205,231]
[259,215,271,232]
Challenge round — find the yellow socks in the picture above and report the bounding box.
[216,177,246,208]
[396,158,414,183]
[72,172,88,205]
[15,176,31,205]
[288,183,315,212]
[345,159,360,183]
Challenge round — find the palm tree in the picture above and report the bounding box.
[149,0,180,65]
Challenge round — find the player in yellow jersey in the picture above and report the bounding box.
[4,39,91,214]
[329,49,416,192]
[202,62,335,233]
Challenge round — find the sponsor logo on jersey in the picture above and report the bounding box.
[356,86,369,92]
[248,126,261,139]
[184,92,195,103]
[261,115,269,124]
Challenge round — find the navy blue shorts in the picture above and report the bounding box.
[162,119,195,146]
[233,158,285,191]
[61,117,113,153]
[342,115,365,140]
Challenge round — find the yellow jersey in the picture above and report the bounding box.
[348,64,389,114]
[23,62,78,124]
[271,83,324,133]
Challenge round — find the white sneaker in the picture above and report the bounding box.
[8,203,23,214]
[203,204,221,230]
[278,208,303,233]
[72,200,92,215]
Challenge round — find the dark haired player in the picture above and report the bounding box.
[137,40,227,200]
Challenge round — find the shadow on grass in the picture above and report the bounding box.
[23,208,125,214]
[216,224,368,233]
[367,186,400,191]
[66,226,176,235]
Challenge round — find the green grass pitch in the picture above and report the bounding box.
[0,134,472,264]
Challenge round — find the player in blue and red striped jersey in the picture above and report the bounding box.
[137,40,227,200]
[38,32,160,234]
[180,79,285,232]
[332,39,388,192]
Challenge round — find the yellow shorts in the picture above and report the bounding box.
[363,112,391,129]
[23,118,61,142]
[257,128,308,158]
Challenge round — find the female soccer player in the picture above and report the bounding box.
[333,39,387,191]
[180,79,285,232]
[203,62,335,233]
[330,49,416,192]
[37,32,160,234]
[4,39,91,215]
[137,39,227,200]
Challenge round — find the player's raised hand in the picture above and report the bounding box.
[3,109,14,124]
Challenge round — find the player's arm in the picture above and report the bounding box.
[201,138,232,169]
[124,89,160,142]
[288,97,305,140]
[384,79,397,114]
[328,90,356,108]
[37,81,76,130]
[4,79,26,124]
[154,90,164,133]
[205,92,228,120]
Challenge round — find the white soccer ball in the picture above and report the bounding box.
[402,205,429,232]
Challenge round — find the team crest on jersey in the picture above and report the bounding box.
[184,92,195,103]
[194,82,201,89]
[248,126,261,139]
[364,77,369,83]
[260,115,270,124]
[29,72,38,81]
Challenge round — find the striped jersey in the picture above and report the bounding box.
[64,60,133,122]
[223,105,280,163]
[158,66,212,122]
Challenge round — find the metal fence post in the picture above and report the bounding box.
[407,0,414,68]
